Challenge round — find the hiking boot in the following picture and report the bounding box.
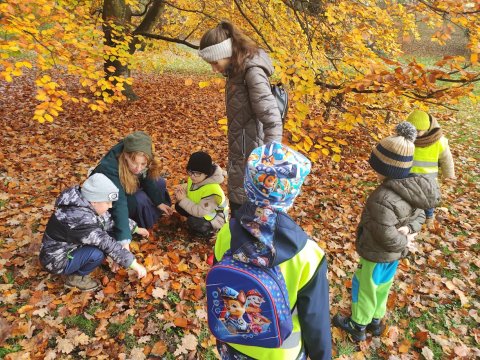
[366,318,385,336]
[332,314,366,342]
[65,274,100,291]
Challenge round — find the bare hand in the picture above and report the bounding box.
[136,227,149,237]
[407,232,418,243]
[159,203,174,216]
[398,226,409,235]
[131,262,147,279]
[174,186,187,201]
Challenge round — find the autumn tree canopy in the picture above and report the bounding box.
[1,0,479,160]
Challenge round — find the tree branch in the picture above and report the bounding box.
[131,0,153,17]
[135,32,198,49]
[233,0,273,52]
[416,0,480,15]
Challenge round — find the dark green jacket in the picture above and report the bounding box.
[91,141,167,243]
[356,175,440,263]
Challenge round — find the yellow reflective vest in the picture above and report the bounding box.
[187,178,227,221]
[214,224,327,359]
[410,137,448,178]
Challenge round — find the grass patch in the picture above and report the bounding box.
[336,340,357,356]
[107,315,136,338]
[85,302,103,316]
[133,45,211,75]
[0,344,23,358]
[166,291,181,305]
[63,315,98,337]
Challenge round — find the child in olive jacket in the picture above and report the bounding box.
[333,122,441,341]
[406,110,455,227]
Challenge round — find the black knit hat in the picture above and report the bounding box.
[187,151,214,176]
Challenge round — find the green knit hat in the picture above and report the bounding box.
[407,110,430,131]
[123,131,153,158]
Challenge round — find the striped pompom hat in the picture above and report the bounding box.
[369,122,417,179]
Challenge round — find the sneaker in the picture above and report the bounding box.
[366,318,385,336]
[332,314,366,342]
[65,274,100,291]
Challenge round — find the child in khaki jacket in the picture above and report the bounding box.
[406,110,455,227]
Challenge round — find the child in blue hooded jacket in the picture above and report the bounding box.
[212,142,331,360]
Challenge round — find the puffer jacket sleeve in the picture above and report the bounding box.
[178,194,221,218]
[78,226,135,268]
[244,67,283,143]
[364,200,408,253]
[439,138,455,179]
[407,209,426,234]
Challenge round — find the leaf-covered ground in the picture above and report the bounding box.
[0,73,478,360]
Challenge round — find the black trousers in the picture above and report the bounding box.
[175,203,213,235]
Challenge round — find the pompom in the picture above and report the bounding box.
[395,121,417,142]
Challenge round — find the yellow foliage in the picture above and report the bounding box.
[2,0,478,152]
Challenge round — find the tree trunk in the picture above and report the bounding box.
[102,0,138,100]
[102,0,165,101]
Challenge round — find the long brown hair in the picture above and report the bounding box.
[199,21,259,75]
[118,151,162,194]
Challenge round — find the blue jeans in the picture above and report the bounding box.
[63,246,105,276]
[425,208,434,219]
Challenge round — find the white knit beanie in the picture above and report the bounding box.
[198,38,233,62]
[81,173,119,202]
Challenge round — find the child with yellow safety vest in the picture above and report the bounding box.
[406,110,455,227]
[174,151,228,237]
[212,142,331,360]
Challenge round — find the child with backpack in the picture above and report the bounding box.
[333,122,441,341]
[406,110,455,227]
[39,173,147,291]
[174,151,228,237]
[207,142,331,360]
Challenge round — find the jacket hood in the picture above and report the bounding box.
[245,49,274,77]
[191,164,224,189]
[98,141,123,175]
[230,206,308,267]
[56,186,92,209]
[384,175,441,210]
[428,115,441,131]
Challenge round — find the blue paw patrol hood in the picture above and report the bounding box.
[234,142,311,268]
[244,142,311,211]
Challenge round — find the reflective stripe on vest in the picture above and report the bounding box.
[410,137,447,177]
[215,226,324,359]
[186,178,226,221]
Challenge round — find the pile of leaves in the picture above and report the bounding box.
[0,72,478,359]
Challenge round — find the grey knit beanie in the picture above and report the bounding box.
[81,173,119,202]
[123,131,153,158]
